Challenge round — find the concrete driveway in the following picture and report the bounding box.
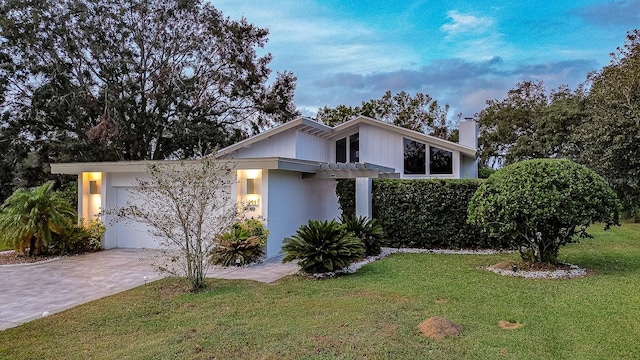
[0,249,161,331]
[0,249,299,331]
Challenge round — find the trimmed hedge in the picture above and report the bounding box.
[336,179,503,249]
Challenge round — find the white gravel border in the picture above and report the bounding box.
[310,247,586,279]
[486,263,587,279]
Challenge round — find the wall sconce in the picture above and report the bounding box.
[246,178,255,195]
[89,180,99,194]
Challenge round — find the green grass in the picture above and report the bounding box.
[1,224,639,359]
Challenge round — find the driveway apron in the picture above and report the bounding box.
[0,249,160,331]
[0,249,300,331]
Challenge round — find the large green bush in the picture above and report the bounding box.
[468,159,621,263]
[336,179,500,249]
[282,219,364,274]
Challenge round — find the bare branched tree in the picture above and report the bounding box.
[107,157,240,291]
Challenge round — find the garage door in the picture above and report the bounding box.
[114,187,161,249]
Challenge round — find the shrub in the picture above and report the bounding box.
[336,179,356,217]
[282,219,365,274]
[50,219,105,255]
[0,182,76,256]
[369,179,500,249]
[340,215,386,256]
[211,219,268,267]
[468,159,621,263]
[85,218,106,250]
[478,167,497,179]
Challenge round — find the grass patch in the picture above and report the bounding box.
[1,224,639,359]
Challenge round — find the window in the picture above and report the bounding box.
[336,133,359,163]
[430,146,453,174]
[349,133,359,163]
[336,138,346,163]
[404,138,426,174]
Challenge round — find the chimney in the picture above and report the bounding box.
[458,117,478,149]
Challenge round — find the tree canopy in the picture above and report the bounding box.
[0,0,298,198]
[476,81,587,168]
[475,30,640,214]
[316,91,456,140]
[574,29,640,214]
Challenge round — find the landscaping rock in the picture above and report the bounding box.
[487,261,587,279]
[417,317,462,339]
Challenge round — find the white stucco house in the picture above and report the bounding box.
[51,115,478,258]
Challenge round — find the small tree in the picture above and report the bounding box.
[468,159,621,263]
[109,158,240,291]
[0,182,76,256]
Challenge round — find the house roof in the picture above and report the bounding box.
[215,115,477,158]
[50,157,324,175]
[51,157,399,179]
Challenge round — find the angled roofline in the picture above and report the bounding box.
[215,117,332,157]
[330,115,477,156]
[216,115,477,158]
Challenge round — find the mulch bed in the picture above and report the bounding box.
[0,251,60,266]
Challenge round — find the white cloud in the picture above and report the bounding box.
[441,10,493,36]
[214,1,418,74]
[438,10,509,61]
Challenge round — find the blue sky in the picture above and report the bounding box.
[214,0,640,119]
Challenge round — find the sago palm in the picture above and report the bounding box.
[282,219,364,274]
[340,215,386,256]
[0,182,76,255]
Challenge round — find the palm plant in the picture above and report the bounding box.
[0,182,76,256]
[282,219,365,274]
[340,215,386,256]
[211,226,265,267]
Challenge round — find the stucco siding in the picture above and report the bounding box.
[460,155,478,179]
[264,170,340,258]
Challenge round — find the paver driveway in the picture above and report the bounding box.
[0,249,299,331]
[0,249,160,331]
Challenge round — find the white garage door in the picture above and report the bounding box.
[114,187,161,249]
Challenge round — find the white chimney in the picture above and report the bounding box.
[458,119,478,149]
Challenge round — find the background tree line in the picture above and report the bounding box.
[0,0,299,200]
[476,29,640,215]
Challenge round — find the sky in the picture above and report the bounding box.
[214,0,640,119]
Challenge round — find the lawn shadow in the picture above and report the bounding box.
[564,252,640,275]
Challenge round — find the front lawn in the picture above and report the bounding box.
[1,224,639,359]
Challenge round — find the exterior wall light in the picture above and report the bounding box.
[89,180,99,194]
[246,178,255,195]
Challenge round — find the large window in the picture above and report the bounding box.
[430,146,453,174]
[336,133,359,163]
[349,133,359,163]
[404,138,426,174]
[336,138,346,163]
